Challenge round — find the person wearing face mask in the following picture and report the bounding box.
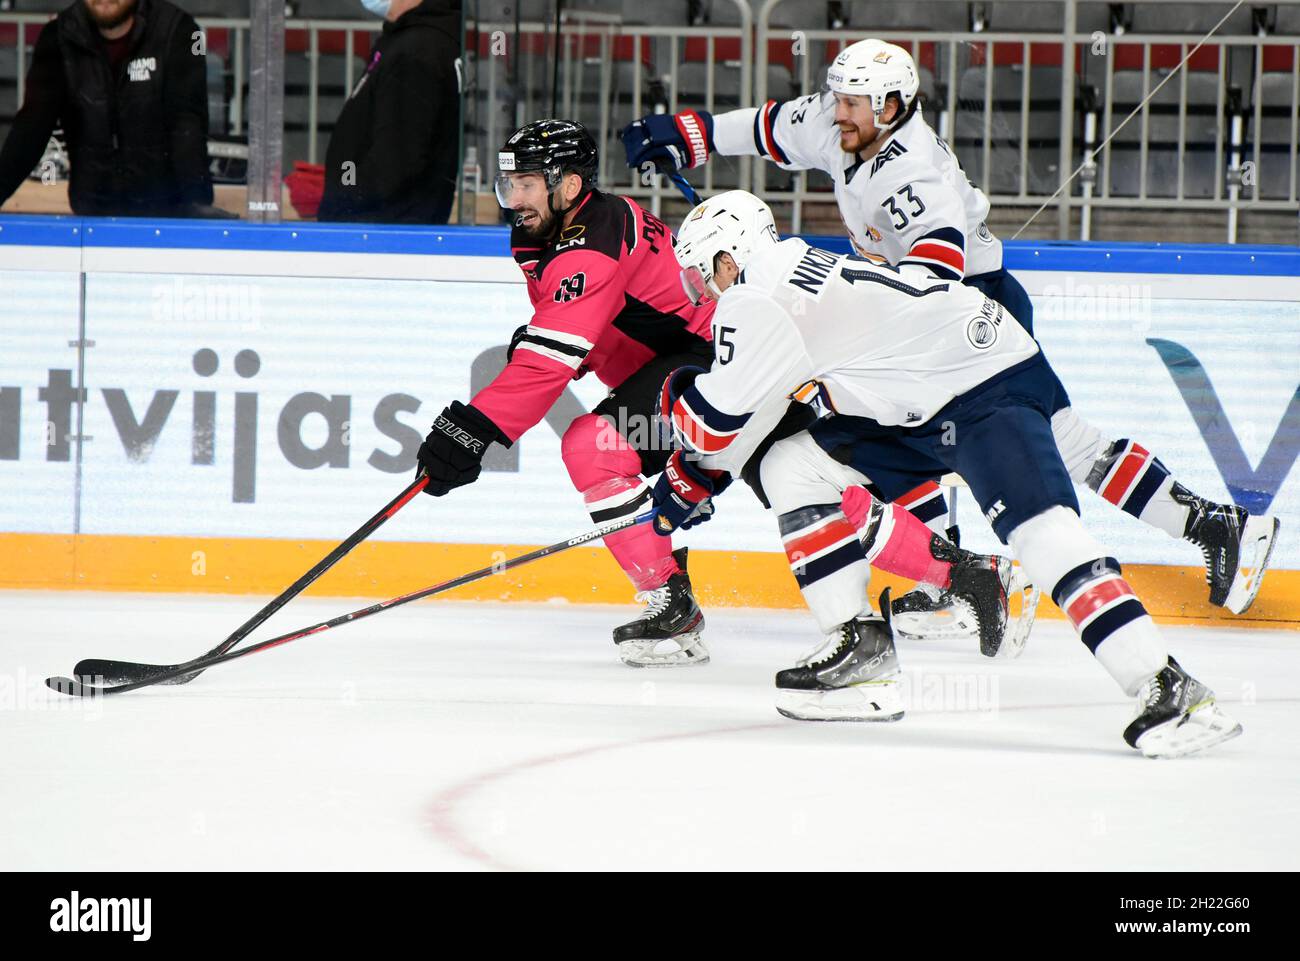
[317,0,462,223]
[0,0,213,217]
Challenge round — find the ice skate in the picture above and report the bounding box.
[612,547,708,667]
[1174,484,1280,614]
[1123,657,1243,758]
[775,589,903,721]
[892,542,1038,658]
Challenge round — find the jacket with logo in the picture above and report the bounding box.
[0,0,212,216]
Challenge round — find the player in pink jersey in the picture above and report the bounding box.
[416,120,715,666]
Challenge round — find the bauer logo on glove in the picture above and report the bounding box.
[650,449,730,535]
[417,401,505,497]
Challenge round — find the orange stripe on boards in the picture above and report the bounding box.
[0,533,1298,628]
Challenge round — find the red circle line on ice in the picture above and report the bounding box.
[426,722,780,872]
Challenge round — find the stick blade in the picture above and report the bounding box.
[73,658,200,686]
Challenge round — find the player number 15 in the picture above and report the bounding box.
[716,326,737,364]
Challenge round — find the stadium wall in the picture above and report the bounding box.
[1,217,1297,627]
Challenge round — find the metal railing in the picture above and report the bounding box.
[754,0,1300,240]
[465,11,754,220]
[1,2,1297,241]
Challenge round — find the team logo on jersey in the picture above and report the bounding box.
[977,221,993,242]
[870,141,908,176]
[966,316,998,350]
[866,226,883,243]
[966,298,1003,350]
[554,223,587,251]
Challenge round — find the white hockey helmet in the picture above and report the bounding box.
[674,190,780,305]
[826,39,920,127]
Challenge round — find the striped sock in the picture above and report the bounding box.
[582,477,675,591]
[1086,439,1185,537]
[892,480,949,534]
[1052,556,1167,694]
[778,503,871,632]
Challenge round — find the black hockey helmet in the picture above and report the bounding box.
[494,118,599,210]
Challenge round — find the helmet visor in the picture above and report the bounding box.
[495,167,565,208]
[680,265,711,306]
[493,172,518,208]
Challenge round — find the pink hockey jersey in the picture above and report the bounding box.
[471,190,715,443]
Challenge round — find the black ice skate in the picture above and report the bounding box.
[775,590,903,722]
[891,538,1039,658]
[1173,484,1280,614]
[612,547,708,667]
[1123,657,1242,758]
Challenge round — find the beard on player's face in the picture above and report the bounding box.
[84,0,138,30]
[838,123,876,153]
[514,201,555,238]
[833,97,877,153]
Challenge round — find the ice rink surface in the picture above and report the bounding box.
[3,590,1298,872]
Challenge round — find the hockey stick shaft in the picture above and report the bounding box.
[666,171,702,206]
[48,511,653,697]
[74,475,429,684]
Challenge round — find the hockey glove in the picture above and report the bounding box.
[417,401,503,497]
[622,111,716,173]
[651,449,731,535]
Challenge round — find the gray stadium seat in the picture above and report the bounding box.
[1110,70,1222,145]
[1131,3,1256,36]
[769,0,968,31]
[1252,69,1298,200]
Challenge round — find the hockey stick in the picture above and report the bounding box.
[47,511,655,698]
[70,475,430,687]
[665,170,702,206]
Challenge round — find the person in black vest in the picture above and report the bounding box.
[0,0,214,217]
[317,0,462,224]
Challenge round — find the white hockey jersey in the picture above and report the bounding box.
[669,239,1038,473]
[711,95,1003,280]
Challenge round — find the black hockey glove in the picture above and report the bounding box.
[417,402,504,497]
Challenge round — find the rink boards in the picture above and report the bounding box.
[1,218,1297,625]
